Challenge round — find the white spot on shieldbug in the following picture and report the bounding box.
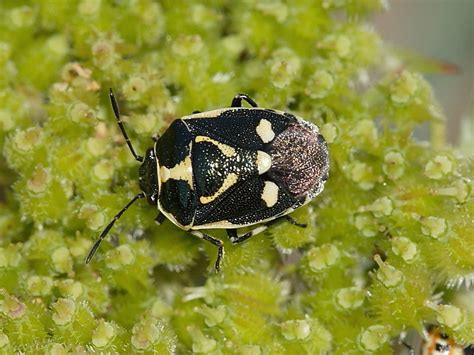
[256,119,275,143]
[256,150,272,175]
[261,181,279,207]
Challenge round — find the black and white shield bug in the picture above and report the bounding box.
[86,90,330,271]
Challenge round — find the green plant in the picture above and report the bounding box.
[0,1,472,353]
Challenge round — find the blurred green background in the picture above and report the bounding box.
[374,0,474,145]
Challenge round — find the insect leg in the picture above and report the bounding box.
[397,331,416,355]
[227,224,269,244]
[109,88,143,162]
[85,192,145,264]
[154,212,166,225]
[402,342,415,355]
[226,215,307,245]
[399,340,415,355]
[284,215,307,228]
[188,230,224,272]
[231,93,258,108]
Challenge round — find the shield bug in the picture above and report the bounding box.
[86,90,329,271]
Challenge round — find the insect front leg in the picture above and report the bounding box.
[231,93,258,108]
[188,230,224,272]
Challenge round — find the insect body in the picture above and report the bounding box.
[420,327,468,355]
[86,91,330,271]
[399,326,473,355]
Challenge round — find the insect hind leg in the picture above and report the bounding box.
[226,215,307,244]
[188,230,224,272]
[226,225,268,244]
[284,215,307,228]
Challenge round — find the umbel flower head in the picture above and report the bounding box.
[0,1,472,353]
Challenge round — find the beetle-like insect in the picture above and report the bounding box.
[398,325,474,355]
[86,90,329,271]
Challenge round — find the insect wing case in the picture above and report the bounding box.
[155,108,329,230]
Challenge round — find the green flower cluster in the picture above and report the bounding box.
[0,0,472,353]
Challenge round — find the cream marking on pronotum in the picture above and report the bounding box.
[159,156,193,188]
[256,151,272,175]
[261,181,279,207]
[181,108,230,120]
[256,118,275,143]
[200,173,238,204]
[195,135,236,157]
[154,144,162,192]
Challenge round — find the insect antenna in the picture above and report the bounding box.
[85,192,145,264]
[109,88,143,162]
